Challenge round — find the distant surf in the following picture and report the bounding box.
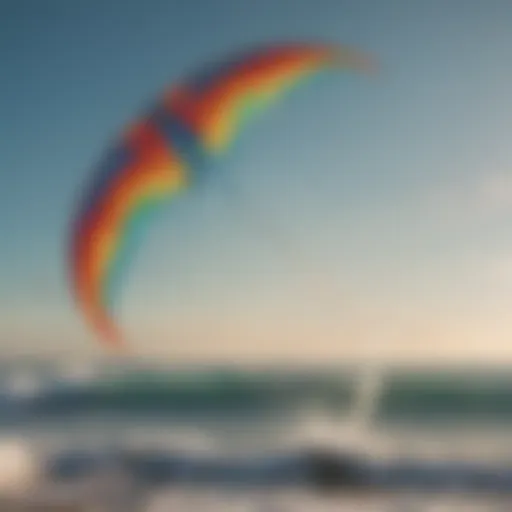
[0,358,512,428]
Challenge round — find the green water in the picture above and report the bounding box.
[2,359,512,427]
[377,370,512,425]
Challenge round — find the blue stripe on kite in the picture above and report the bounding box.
[149,107,209,181]
[78,144,133,220]
[103,199,168,312]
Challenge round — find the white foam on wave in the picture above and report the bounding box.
[58,359,98,385]
[4,372,43,399]
[283,407,362,454]
[0,437,41,497]
[123,425,221,456]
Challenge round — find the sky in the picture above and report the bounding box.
[2,0,512,362]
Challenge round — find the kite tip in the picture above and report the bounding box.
[331,45,378,75]
[95,317,128,354]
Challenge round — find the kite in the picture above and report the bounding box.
[69,42,374,350]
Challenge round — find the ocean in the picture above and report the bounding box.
[1,358,512,510]
[2,359,512,439]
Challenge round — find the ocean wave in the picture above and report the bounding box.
[0,362,354,425]
[2,359,512,430]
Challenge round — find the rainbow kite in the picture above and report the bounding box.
[69,42,374,350]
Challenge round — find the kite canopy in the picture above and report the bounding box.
[69,42,374,351]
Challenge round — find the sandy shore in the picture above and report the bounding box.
[5,487,510,512]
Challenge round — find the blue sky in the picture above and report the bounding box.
[3,0,512,362]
